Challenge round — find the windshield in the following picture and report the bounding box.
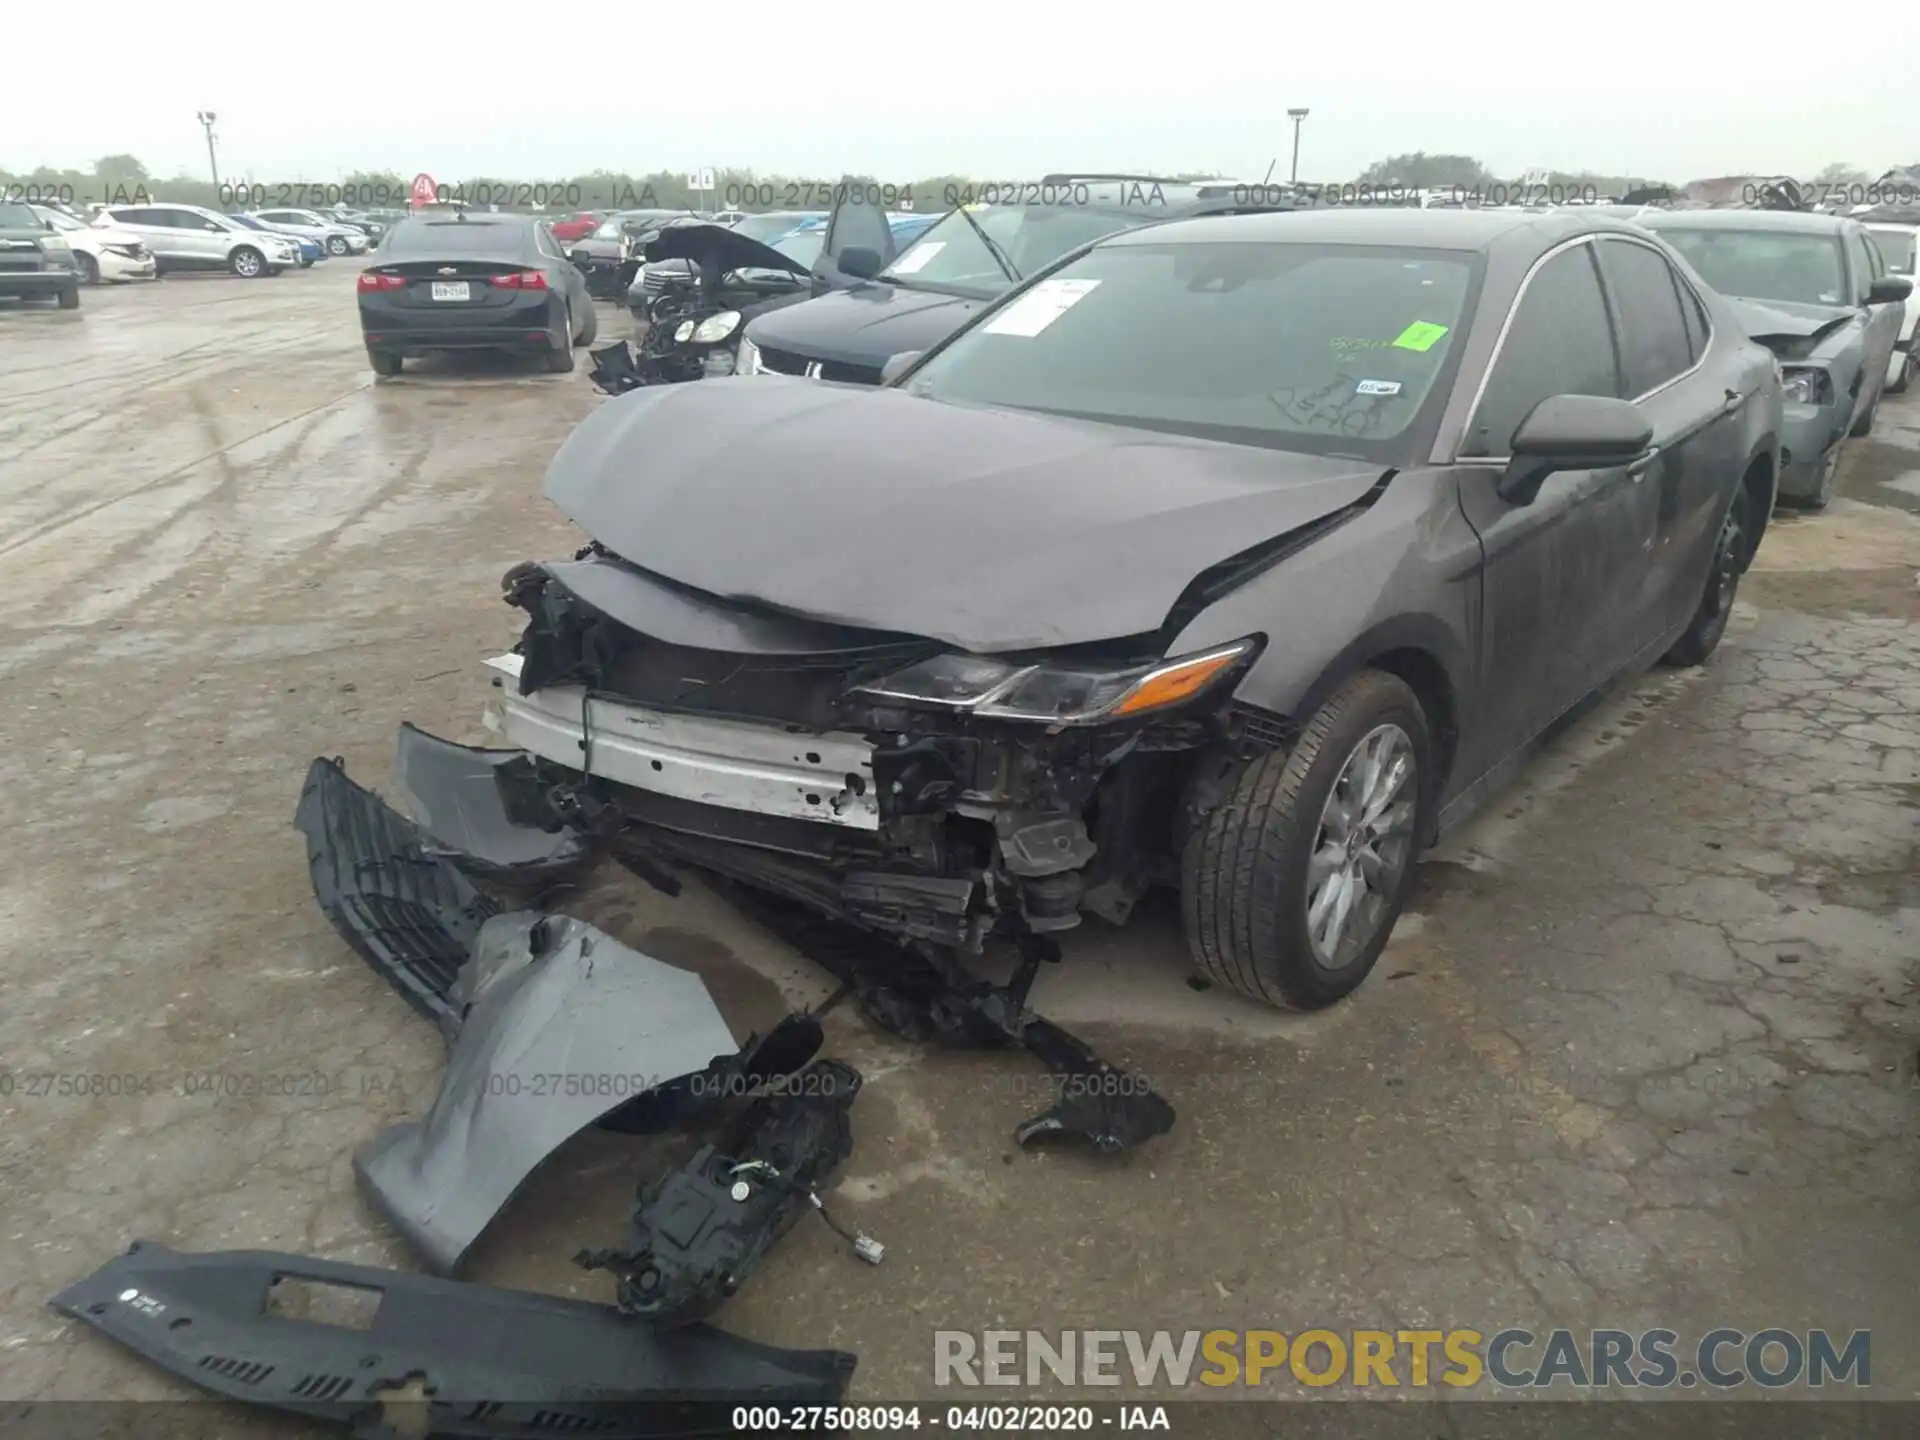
[731,212,812,244]
[903,241,1477,461]
[231,215,265,229]
[772,225,826,269]
[34,208,82,231]
[1653,227,1849,306]
[382,218,530,257]
[1868,227,1917,274]
[881,203,1148,295]
[593,218,625,239]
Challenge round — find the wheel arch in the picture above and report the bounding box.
[1737,444,1776,568]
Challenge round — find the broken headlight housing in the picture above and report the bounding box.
[851,640,1257,725]
[692,310,742,344]
[1781,365,1833,406]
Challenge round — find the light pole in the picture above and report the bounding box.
[1287,108,1310,185]
[195,110,221,192]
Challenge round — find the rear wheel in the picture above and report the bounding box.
[229,246,265,278]
[546,311,577,372]
[75,253,100,285]
[1661,486,1748,667]
[576,299,598,346]
[1182,670,1431,1010]
[367,347,402,376]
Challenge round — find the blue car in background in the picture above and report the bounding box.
[228,213,323,267]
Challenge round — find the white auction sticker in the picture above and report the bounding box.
[1355,379,1403,396]
[887,242,945,274]
[983,279,1102,337]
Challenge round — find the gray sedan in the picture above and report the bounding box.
[492,207,1784,1011]
[1640,209,1912,508]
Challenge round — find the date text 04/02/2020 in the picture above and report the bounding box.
[730,1406,1170,1431]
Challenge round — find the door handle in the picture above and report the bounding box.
[1723,388,1744,413]
[1627,445,1661,480]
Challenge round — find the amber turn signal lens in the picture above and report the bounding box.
[1110,646,1249,717]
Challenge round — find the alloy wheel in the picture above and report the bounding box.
[1305,723,1417,969]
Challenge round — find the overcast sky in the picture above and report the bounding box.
[8,4,1917,187]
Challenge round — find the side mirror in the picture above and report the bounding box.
[1867,275,1913,304]
[838,245,882,281]
[1496,394,1652,506]
[205,222,224,232]
[879,350,926,386]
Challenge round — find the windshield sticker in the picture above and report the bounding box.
[1331,337,1391,358]
[1392,321,1450,352]
[984,278,1102,337]
[887,241,945,275]
[1355,379,1403,396]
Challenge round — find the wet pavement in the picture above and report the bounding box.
[0,268,1915,1412]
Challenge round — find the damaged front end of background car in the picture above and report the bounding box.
[590,223,816,391]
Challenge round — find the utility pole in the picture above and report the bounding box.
[1287,109,1310,185]
[196,111,221,192]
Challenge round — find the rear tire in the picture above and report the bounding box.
[367,347,402,376]
[229,246,265,278]
[1181,670,1432,1011]
[546,312,577,372]
[576,299,599,346]
[1661,486,1748,667]
[76,253,100,285]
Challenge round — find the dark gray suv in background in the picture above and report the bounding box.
[491,207,1784,1011]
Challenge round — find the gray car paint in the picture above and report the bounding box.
[354,912,737,1275]
[392,722,593,881]
[1638,209,1905,498]
[544,379,1388,653]
[550,207,1780,845]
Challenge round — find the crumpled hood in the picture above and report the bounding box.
[1724,295,1856,350]
[644,222,807,275]
[743,284,987,369]
[544,378,1387,652]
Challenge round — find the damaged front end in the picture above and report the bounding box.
[591,224,813,393]
[493,551,1266,958]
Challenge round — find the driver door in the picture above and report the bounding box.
[1449,240,1652,783]
[1848,225,1901,414]
[812,176,896,295]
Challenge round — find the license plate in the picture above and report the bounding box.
[430,281,469,302]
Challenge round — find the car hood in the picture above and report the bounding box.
[644,223,808,276]
[544,378,1388,652]
[1723,295,1857,349]
[742,284,990,369]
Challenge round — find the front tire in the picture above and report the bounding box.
[1889,352,1914,397]
[1182,670,1431,1010]
[57,283,80,310]
[1849,391,1880,438]
[229,246,265,278]
[76,253,100,285]
[1661,486,1748,667]
[327,235,349,256]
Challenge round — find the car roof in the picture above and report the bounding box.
[1098,205,1636,251]
[1637,208,1853,233]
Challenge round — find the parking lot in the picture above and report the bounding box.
[2,265,1917,1408]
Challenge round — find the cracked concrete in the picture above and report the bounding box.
[0,269,1914,1414]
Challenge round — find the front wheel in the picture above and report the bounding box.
[327,235,349,256]
[57,283,80,310]
[1661,486,1748,667]
[1849,391,1880,438]
[75,253,100,285]
[229,246,264,278]
[1182,670,1431,1010]
[1889,351,1914,397]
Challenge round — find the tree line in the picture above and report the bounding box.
[3,151,1889,215]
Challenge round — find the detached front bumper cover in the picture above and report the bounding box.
[51,1241,855,1438]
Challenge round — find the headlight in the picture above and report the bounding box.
[673,319,696,343]
[692,310,741,344]
[1781,366,1833,405]
[851,640,1257,725]
[737,337,764,375]
[40,236,69,251]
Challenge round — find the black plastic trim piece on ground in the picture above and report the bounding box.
[51,1241,856,1438]
[295,756,499,1035]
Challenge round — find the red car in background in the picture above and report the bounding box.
[550,213,601,243]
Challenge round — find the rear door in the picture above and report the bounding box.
[534,223,588,313]
[812,176,896,294]
[109,207,181,260]
[1591,234,1738,648]
[1450,239,1644,780]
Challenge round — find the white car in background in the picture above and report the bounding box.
[247,208,370,256]
[99,202,300,278]
[31,205,155,284]
[1865,221,1920,392]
